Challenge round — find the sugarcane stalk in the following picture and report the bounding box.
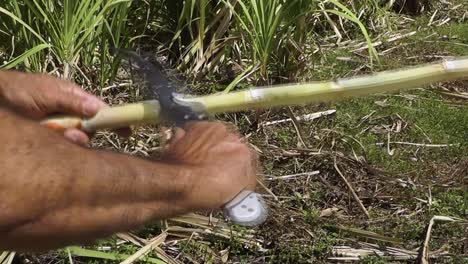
[41,58,468,132]
[180,58,468,113]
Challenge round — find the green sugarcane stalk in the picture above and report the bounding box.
[42,57,468,132]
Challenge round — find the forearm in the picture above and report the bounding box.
[0,107,193,252]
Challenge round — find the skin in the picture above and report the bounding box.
[0,70,257,252]
[0,70,130,145]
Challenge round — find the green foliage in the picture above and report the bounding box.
[431,190,468,217]
[303,207,321,226]
[67,246,164,264]
[321,0,379,64]
[134,0,381,85]
[0,0,133,86]
[333,87,468,173]
[165,0,237,77]
[222,0,378,83]
[223,0,309,81]
[0,0,382,87]
[361,256,389,264]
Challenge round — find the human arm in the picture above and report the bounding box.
[0,75,257,252]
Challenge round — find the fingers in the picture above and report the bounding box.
[0,71,105,118]
[159,120,261,211]
[46,76,134,140]
[54,79,108,117]
[54,79,136,137]
[31,74,105,118]
[64,128,90,146]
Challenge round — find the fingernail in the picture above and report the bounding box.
[83,99,100,116]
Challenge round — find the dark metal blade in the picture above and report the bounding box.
[112,49,203,126]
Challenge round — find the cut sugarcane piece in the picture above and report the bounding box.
[81,100,161,132]
[41,100,161,132]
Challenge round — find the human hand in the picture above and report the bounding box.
[162,121,258,211]
[0,70,128,145]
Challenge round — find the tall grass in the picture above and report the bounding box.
[223,0,378,84]
[0,0,132,87]
[167,0,237,77]
[225,0,301,81]
[159,0,379,86]
[0,0,382,89]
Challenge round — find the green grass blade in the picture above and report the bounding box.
[198,0,207,61]
[0,7,47,44]
[224,64,256,93]
[1,43,51,69]
[326,0,380,64]
[67,246,166,264]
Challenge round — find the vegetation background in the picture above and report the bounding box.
[0,0,467,263]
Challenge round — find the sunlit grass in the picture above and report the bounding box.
[0,0,132,86]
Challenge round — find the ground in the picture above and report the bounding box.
[17,3,468,264]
